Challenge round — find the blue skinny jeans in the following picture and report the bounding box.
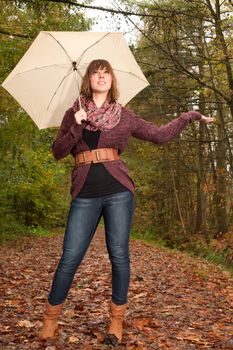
[48,190,135,306]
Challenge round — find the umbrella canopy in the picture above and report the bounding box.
[1,31,149,129]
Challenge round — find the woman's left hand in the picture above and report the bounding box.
[200,115,215,124]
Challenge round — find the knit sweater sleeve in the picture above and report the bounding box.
[52,108,82,160]
[130,111,202,144]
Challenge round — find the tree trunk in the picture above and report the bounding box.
[215,106,228,234]
[195,122,207,232]
[195,56,207,232]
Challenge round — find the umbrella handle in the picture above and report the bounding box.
[73,62,82,110]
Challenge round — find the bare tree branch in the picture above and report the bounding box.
[4,0,205,19]
[4,0,158,18]
[0,28,32,38]
[112,1,232,105]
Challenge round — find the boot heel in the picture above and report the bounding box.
[105,333,119,347]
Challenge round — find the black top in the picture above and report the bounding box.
[78,129,128,197]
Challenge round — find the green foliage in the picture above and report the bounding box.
[0,0,91,238]
[182,238,233,274]
[131,228,233,274]
[123,0,233,238]
[0,112,70,235]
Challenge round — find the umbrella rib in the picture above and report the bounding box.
[10,32,73,78]
[8,33,73,78]
[114,69,149,84]
[46,70,72,111]
[46,68,83,111]
[8,64,66,78]
[76,32,111,65]
[47,32,73,62]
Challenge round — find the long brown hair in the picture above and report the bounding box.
[80,59,119,102]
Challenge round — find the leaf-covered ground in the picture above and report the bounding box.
[0,227,233,350]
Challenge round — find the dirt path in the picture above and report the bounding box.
[0,228,232,349]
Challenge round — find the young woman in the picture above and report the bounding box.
[39,59,214,346]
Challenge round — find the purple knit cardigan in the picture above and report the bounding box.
[52,107,202,199]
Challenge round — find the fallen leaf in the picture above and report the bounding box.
[68,335,79,343]
[17,320,34,328]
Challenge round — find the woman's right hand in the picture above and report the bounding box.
[74,108,87,125]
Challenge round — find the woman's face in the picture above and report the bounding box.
[90,67,112,95]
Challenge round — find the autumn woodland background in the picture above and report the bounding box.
[0,0,233,272]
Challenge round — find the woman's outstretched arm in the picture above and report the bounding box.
[131,111,214,144]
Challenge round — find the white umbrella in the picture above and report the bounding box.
[1,31,149,129]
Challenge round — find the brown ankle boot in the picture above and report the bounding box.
[39,300,63,340]
[105,301,127,347]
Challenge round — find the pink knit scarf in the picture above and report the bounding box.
[72,95,122,132]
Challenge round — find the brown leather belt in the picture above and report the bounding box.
[75,148,120,166]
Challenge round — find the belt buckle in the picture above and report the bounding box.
[93,149,108,163]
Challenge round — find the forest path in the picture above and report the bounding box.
[0,227,233,350]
